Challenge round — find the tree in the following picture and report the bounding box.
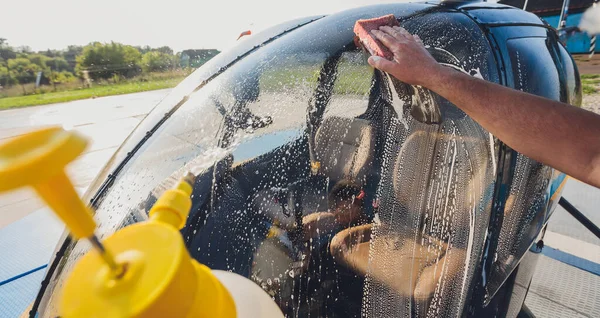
[41,49,62,58]
[17,46,33,54]
[8,58,41,93]
[77,42,142,79]
[48,71,75,87]
[63,45,83,72]
[135,45,173,55]
[134,45,153,54]
[0,38,16,61]
[8,58,41,80]
[0,65,16,87]
[64,45,82,61]
[155,46,174,55]
[180,49,220,68]
[44,57,72,90]
[47,57,70,72]
[27,54,50,69]
[141,51,177,72]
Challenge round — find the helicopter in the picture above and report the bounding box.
[27,1,584,317]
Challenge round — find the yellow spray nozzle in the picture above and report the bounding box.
[1,128,241,317]
[0,127,120,272]
[148,172,195,229]
[61,172,236,318]
[0,127,95,239]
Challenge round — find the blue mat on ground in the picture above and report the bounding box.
[0,208,64,317]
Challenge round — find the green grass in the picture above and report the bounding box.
[583,83,598,95]
[260,63,373,96]
[260,65,320,92]
[581,74,600,95]
[0,76,185,110]
[582,78,600,85]
[581,74,600,79]
[334,64,373,95]
[582,84,598,94]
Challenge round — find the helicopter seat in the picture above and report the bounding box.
[298,116,376,215]
[329,127,490,305]
[313,116,375,186]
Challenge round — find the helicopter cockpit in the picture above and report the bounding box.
[34,2,579,317]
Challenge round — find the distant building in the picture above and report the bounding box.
[500,0,597,54]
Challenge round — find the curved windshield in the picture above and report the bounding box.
[39,6,501,317]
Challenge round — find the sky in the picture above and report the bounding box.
[1,0,407,53]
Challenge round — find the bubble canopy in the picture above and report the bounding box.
[35,2,577,317]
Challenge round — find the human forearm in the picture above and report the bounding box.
[426,66,600,187]
[367,25,600,187]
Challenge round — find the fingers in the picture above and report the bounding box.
[379,25,413,41]
[367,55,396,73]
[379,26,406,41]
[373,26,420,51]
[392,26,413,39]
[371,29,400,50]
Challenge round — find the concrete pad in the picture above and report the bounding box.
[0,89,167,141]
[0,188,37,209]
[547,178,600,246]
[0,194,44,229]
[66,147,119,188]
[0,146,119,229]
[0,89,169,228]
[526,255,600,317]
[0,90,169,317]
[73,117,142,154]
[544,231,600,264]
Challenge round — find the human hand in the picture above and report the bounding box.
[367,26,442,87]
